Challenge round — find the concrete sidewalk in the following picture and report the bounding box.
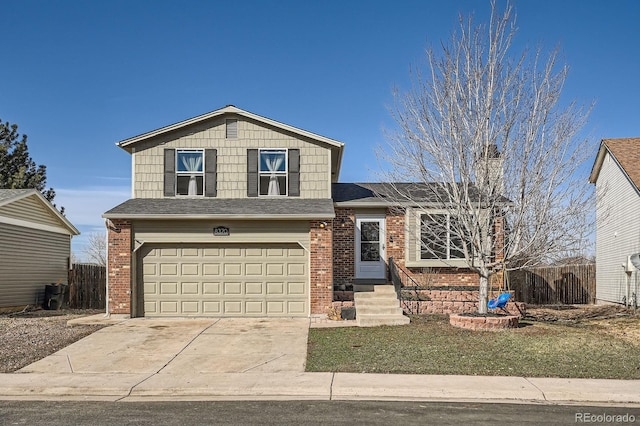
[0,371,639,405]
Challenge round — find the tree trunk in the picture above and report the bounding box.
[478,274,489,314]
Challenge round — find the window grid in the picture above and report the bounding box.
[176,149,204,196]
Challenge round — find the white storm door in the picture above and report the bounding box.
[355,216,386,279]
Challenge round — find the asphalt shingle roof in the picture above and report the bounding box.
[103,198,335,218]
[332,183,509,204]
[601,138,640,190]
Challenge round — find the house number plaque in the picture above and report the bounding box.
[213,226,230,236]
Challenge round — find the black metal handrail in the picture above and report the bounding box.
[389,257,428,314]
[389,257,422,294]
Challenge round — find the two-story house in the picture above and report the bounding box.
[104,105,491,319]
[589,138,640,307]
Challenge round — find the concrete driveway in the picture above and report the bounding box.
[19,318,310,375]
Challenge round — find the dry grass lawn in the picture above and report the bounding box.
[307,305,640,379]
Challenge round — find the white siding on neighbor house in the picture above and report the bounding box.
[132,117,331,200]
[0,222,70,308]
[595,152,640,305]
[0,195,66,230]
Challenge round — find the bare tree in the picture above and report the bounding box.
[83,232,107,266]
[380,1,593,313]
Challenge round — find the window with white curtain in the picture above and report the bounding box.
[259,149,287,196]
[176,150,204,196]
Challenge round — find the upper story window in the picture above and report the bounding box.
[420,213,465,260]
[176,150,204,196]
[259,149,287,196]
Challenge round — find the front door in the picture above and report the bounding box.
[355,215,386,279]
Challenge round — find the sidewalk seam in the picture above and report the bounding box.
[66,354,74,373]
[329,373,335,400]
[524,377,547,401]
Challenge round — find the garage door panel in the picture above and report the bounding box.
[287,263,305,276]
[266,264,284,275]
[160,248,178,257]
[181,264,199,275]
[245,301,265,315]
[225,248,242,257]
[181,282,199,294]
[160,282,178,294]
[143,244,308,317]
[203,301,221,314]
[223,282,242,295]
[288,301,306,314]
[245,282,264,295]
[203,248,220,256]
[267,282,284,295]
[288,282,306,295]
[160,301,178,313]
[144,282,158,294]
[160,263,178,276]
[288,248,305,257]
[224,263,242,275]
[224,301,242,314]
[145,301,158,314]
[267,301,285,314]
[246,248,262,256]
[182,248,199,257]
[245,263,263,275]
[203,264,220,275]
[267,248,284,256]
[203,282,221,294]
[181,301,199,314]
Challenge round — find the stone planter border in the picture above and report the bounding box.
[449,313,519,331]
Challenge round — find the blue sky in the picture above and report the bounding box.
[2,0,639,258]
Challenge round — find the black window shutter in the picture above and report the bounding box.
[247,149,258,197]
[164,149,176,197]
[204,149,217,197]
[288,149,300,197]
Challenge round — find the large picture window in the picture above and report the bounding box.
[176,150,204,196]
[420,213,465,260]
[259,149,287,196]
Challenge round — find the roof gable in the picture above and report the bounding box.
[116,105,345,179]
[589,138,640,191]
[0,189,79,235]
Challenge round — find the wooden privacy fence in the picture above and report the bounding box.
[509,264,596,305]
[68,264,106,309]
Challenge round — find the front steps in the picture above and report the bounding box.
[354,285,410,327]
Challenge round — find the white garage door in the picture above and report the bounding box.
[142,243,308,317]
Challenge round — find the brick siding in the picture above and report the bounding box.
[310,220,333,314]
[332,207,508,298]
[332,208,354,289]
[107,220,132,315]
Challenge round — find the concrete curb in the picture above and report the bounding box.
[1,372,639,405]
[0,373,149,400]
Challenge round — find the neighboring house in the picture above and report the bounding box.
[104,105,501,318]
[589,138,640,307]
[0,189,79,310]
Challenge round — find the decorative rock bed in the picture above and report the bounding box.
[449,313,519,331]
